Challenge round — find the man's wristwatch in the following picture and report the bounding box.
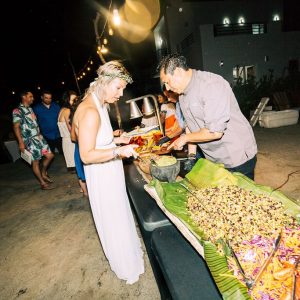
[187,153,196,160]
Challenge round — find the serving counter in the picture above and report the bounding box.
[124,160,221,300]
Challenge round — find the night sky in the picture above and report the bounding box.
[1,0,299,104]
[0,0,157,99]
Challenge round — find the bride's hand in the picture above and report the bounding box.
[114,136,131,145]
[113,129,124,137]
[118,144,139,158]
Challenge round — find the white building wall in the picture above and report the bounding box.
[199,21,300,83]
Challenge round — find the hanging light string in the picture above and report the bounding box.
[76,54,94,80]
[98,0,112,41]
[76,0,113,80]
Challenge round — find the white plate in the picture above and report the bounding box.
[123,125,159,137]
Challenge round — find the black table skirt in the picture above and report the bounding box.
[124,162,221,300]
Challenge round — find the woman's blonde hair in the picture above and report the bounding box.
[86,60,133,104]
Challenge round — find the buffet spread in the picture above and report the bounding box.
[127,128,300,299]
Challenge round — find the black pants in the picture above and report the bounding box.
[226,155,257,180]
[45,137,62,154]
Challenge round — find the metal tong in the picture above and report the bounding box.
[251,232,282,290]
[228,232,282,291]
[227,241,254,289]
[292,256,300,300]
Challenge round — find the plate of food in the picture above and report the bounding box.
[123,125,159,137]
[129,130,168,155]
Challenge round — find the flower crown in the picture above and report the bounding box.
[103,73,133,84]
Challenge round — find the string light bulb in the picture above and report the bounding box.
[112,9,121,26]
[100,45,108,54]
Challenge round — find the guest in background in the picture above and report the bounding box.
[12,90,54,190]
[33,90,62,154]
[160,86,183,140]
[140,104,159,128]
[58,90,77,172]
[163,88,185,131]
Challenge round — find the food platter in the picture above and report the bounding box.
[128,128,172,156]
[144,158,300,300]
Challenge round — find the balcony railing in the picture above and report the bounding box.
[214,23,267,37]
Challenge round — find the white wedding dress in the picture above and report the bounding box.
[84,93,144,284]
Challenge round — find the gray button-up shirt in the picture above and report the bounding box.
[179,69,257,168]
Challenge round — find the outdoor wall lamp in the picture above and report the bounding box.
[126,94,164,135]
[223,18,230,25]
[238,17,245,25]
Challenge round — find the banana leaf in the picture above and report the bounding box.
[150,158,300,299]
[186,158,238,188]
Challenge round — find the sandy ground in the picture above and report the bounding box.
[254,124,300,203]
[0,123,299,300]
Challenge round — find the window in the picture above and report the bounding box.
[233,65,256,82]
[214,22,266,36]
[252,24,265,34]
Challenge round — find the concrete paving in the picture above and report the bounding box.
[0,123,299,299]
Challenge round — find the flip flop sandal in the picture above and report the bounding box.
[42,177,54,183]
[41,183,55,190]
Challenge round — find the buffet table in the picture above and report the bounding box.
[124,160,222,300]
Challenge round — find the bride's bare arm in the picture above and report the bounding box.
[78,108,138,164]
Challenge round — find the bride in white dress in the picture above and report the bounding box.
[72,61,144,284]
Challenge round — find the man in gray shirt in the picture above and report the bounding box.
[158,54,257,179]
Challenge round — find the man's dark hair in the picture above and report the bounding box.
[41,90,52,96]
[19,90,31,98]
[157,53,189,75]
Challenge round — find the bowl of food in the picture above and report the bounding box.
[150,155,180,182]
[137,154,159,174]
